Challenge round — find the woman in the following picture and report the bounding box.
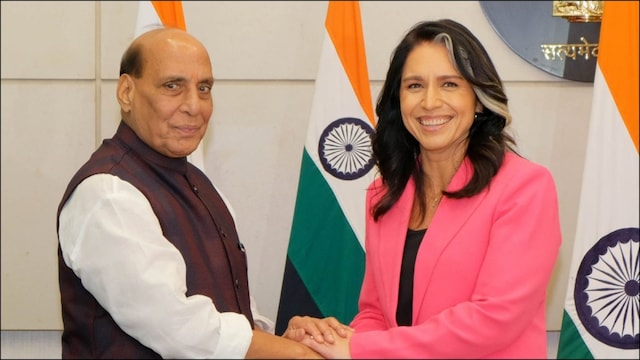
[284,19,562,358]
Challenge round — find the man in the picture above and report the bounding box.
[57,27,321,359]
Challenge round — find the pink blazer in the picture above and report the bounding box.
[350,152,562,359]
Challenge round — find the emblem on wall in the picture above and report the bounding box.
[480,1,602,82]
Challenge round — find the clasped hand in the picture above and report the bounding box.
[283,316,353,359]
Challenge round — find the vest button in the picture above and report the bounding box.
[235,279,239,288]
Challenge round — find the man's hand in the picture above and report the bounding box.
[246,328,324,359]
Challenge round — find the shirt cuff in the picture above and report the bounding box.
[212,312,253,358]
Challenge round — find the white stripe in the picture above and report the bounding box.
[576,68,639,233]
[304,30,375,248]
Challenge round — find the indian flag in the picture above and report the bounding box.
[275,1,375,335]
[134,1,205,171]
[557,1,639,358]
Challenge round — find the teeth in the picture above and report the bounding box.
[419,117,449,126]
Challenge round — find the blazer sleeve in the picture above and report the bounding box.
[349,161,562,359]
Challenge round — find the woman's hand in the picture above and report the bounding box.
[300,327,352,359]
[283,316,353,344]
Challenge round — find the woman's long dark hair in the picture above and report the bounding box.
[371,19,518,221]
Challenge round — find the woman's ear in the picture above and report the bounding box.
[116,74,134,113]
[475,102,483,113]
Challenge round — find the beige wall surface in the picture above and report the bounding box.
[1,1,592,331]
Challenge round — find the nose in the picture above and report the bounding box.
[421,86,442,109]
[179,88,202,115]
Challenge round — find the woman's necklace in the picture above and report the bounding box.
[430,193,443,209]
[424,177,444,210]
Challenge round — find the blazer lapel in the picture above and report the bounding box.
[412,158,488,319]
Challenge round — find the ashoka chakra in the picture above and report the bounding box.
[574,227,640,349]
[318,117,374,180]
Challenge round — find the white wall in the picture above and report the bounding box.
[1,0,591,343]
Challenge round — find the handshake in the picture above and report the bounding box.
[282,316,354,359]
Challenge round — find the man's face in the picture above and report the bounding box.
[121,32,214,158]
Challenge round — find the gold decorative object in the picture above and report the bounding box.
[553,1,603,23]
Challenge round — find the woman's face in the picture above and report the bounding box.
[400,41,481,158]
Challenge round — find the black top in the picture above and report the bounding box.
[396,228,427,326]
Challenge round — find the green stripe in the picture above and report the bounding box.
[557,309,593,359]
[287,149,365,324]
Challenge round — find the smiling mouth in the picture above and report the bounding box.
[418,117,450,126]
[176,126,201,137]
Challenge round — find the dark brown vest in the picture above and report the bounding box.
[57,121,254,359]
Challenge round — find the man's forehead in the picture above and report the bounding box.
[138,28,202,50]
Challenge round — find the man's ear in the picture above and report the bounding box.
[117,74,134,113]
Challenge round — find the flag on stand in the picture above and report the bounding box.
[275,1,375,335]
[134,1,205,171]
[557,2,639,359]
